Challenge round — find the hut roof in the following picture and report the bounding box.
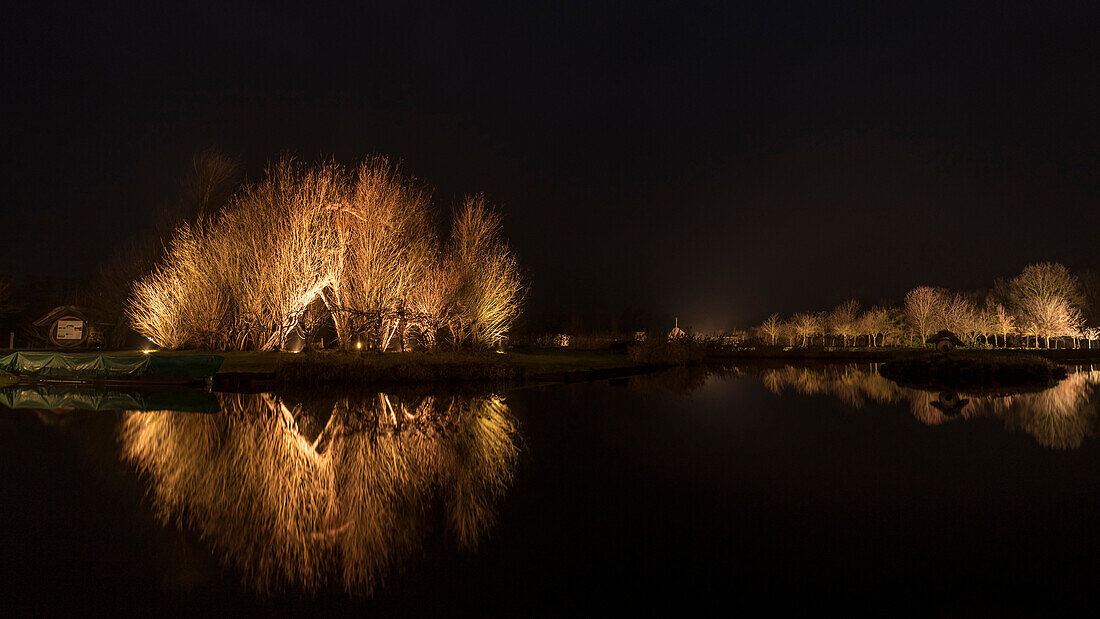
[927,330,964,345]
[33,305,112,327]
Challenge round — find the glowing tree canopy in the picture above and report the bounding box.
[128,157,524,351]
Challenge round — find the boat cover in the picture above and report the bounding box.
[0,352,224,380]
[0,385,220,413]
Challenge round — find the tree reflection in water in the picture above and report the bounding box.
[119,392,518,593]
[757,364,1100,449]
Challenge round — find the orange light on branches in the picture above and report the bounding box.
[128,157,524,352]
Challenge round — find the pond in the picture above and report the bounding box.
[2,363,1100,615]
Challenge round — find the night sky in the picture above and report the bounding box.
[3,1,1098,332]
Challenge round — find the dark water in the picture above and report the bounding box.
[2,364,1100,616]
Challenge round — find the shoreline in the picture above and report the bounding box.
[0,349,663,391]
[708,347,1100,363]
[3,347,1098,391]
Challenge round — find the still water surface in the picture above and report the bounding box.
[2,364,1100,615]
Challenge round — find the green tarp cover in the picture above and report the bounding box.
[0,352,223,380]
[0,385,220,413]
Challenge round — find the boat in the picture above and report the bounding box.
[0,352,224,386]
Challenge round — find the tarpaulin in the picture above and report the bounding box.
[0,385,220,413]
[0,352,223,380]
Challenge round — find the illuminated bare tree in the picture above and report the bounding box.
[1006,263,1085,349]
[128,157,524,352]
[756,313,781,345]
[402,261,452,350]
[1008,262,1085,311]
[827,300,860,347]
[777,318,796,346]
[858,306,897,347]
[1083,327,1099,350]
[129,224,226,349]
[791,312,819,347]
[1018,294,1083,348]
[447,195,525,348]
[225,159,344,350]
[130,158,345,350]
[904,286,942,345]
[326,158,435,350]
[936,293,976,342]
[990,303,1012,349]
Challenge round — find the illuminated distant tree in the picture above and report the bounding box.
[1083,327,1099,350]
[756,313,781,345]
[904,286,942,345]
[815,311,831,346]
[936,293,976,342]
[827,300,860,347]
[1018,294,1083,348]
[777,319,796,346]
[883,307,907,346]
[791,312,819,347]
[1008,263,1085,348]
[1007,262,1085,311]
[988,302,1015,348]
[858,306,897,347]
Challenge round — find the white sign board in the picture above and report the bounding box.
[56,319,84,341]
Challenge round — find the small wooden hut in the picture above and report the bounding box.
[927,329,964,354]
[32,306,112,349]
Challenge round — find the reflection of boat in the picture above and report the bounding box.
[0,352,223,386]
[0,384,220,413]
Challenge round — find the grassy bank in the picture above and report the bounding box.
[0,348,642,386]
[0,348,660,387]
[272,349,647,385]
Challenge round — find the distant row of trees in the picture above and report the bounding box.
[754,263,1099,349]
[127,155,524,351]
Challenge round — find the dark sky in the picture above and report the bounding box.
[2,1,1098,331]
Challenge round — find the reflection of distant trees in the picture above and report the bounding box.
[757,365,1100,449]
[627,364,740,395]
[119,392,518,593]
[760,364,900,408]
[978,372,1098,449]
